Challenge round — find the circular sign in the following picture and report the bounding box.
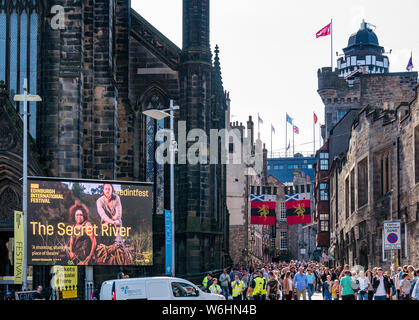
[387,233,398,244]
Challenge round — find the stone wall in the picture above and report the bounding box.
[329,86,419,269]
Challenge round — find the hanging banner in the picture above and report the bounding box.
[14,210,24,284]
[27,177,153,266]
[285,193,311,225]
[250,194,276,225]
[165,209,173,275]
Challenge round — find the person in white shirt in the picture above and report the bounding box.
[357,271,370,300]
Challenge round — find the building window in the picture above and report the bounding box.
[415,126,419,183]
[300,185,305,193]
[345,177,350,219]
[374,149,392,200]
[279,165,284,170]
[306,184,310,193]
[267,165,271,170]
[337,110,348,121]
[350,169,355,213]
[320,214,329,232]
[280,232,288,250]
[358,157,368,207]
[319,153,328,170]
[280,202,286,221]
[308,164,313,169]
[274,165,279,170]
[320,183,328,201]
[0,5,39,140]
[229,142,234,153]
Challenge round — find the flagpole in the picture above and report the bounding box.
[293,126,295,156]
[271,123,273,158]
[313,112,316,155]
[285,117,287,158]
[331,18,333,70]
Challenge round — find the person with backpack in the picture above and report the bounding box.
[339,271,355,300]
[266,271,279,300]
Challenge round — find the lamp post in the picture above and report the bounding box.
[143,99,179,276]
[13,78,42,290]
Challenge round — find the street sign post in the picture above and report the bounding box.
[383,220,401,250]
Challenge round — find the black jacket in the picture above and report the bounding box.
[372,276,391,295]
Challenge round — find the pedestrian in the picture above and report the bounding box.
[324,274,333,300]
[209,278,222,295]
[409,269,419,298]
[248,271,263,300]
[258,270,267,300]
[385,271,396,300]
[33,285,45,300]
[331,280,340,300]
[394,267,403,300]
[351,271,360,300]
[306,268,316,300]
[339,270,355,300]
[202,272,212,292]
[266,271,279,300]
[219,269,231,300]
[283,271,293,301]
[372,268,391,300]
[399,273,411,300]
[366,270,375,300]
[357,271,369,300]
[293,267,308,300]
[231,274,245,300]
[242,269,250,300]
[411,274,419,300]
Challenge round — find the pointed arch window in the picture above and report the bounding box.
[0,1,40,139]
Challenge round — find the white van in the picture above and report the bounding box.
[100,276,225,300]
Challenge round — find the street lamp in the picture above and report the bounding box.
[14,78,42,290]
[143,99,179,276]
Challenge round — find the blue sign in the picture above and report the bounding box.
[387,233,398,244]
[165,209,173,276]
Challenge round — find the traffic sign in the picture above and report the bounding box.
[383,220,401,250]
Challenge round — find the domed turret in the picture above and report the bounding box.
[337,20,389,78]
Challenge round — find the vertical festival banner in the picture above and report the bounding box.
[14,210,24,284]
[165,209,173,276]
[27,177,153,266]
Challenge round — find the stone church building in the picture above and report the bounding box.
[0,0,230,289]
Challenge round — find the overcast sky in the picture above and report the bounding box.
[133,0,419,157]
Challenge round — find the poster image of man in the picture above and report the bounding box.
[95,183,133,265]
[68,200,96,265]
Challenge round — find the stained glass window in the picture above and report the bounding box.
[29,12,38,139]
[0,12,6,82]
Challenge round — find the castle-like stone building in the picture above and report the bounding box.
[0,0,230,289]
[315,20,418,269]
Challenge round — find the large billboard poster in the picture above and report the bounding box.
[27,177,153,266]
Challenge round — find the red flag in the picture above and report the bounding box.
[316,23,331,38]
[314,112,318,124]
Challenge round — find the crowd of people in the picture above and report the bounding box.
[201,261,419,301]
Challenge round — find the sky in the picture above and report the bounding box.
[133,0,419,157]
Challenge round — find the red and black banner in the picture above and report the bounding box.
[285,196,311,225]
[250,195,276,225]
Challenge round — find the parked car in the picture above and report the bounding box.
[100,276,225,300]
